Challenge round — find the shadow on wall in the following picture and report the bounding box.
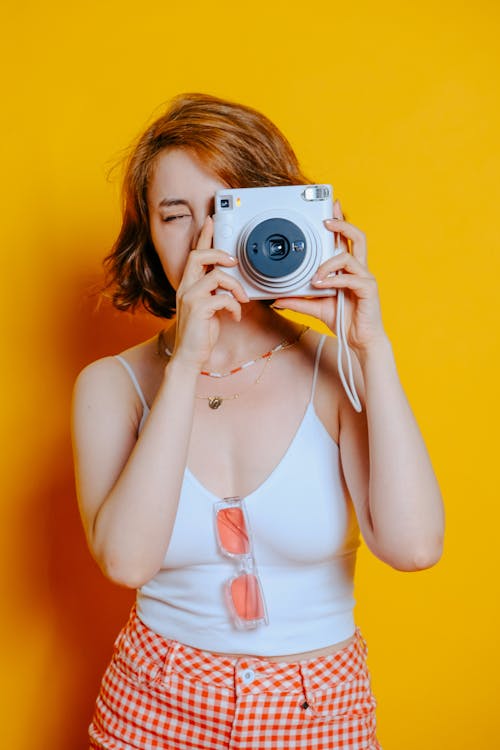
[21,270,160,749]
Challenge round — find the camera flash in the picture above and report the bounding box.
[236,197,241,207]
[302,186,330,201]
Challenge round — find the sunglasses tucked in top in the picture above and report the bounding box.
[214,496,268,630]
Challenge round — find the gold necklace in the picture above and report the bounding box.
[158,327,309,410]
[197,355,272,410]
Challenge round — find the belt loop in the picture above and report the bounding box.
[160,639,180,682]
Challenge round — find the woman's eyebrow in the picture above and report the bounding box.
[158,197,190,209]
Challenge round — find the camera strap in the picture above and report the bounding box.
[336,285,362,413]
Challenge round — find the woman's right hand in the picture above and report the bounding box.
[171,216,250,370]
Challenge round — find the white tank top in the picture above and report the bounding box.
[114,336,360,655]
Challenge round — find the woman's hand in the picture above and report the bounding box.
[273,201,387,356]
[172,216,249,370]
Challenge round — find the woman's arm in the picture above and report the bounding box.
[72,219,248,588]
[338,338,444,570]
[274,201,444,570]
[72,355,199,588]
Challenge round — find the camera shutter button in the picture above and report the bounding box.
[220,225,233,239]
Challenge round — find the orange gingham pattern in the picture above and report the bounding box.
[89,606,381,749]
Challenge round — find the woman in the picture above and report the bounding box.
[72,92,444,750]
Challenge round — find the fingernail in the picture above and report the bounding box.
[271,302,285,309]
[313,278,326,285]
[324,218,340,225]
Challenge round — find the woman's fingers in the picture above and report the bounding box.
[311,244,378,299]
[180,285,243,326]
[194,215,214,251]
[324,217,367,266]
[179,248,237,290]
[182,268,249,305]
[312,251,372,283]
[172,216,248,366]
[273,296,336,321]
[203,290,243,322]
[311,273,377,296]
[178,216,234,286]
[181,215,248,303]
[333,200,344,221]
[186,247,238,270]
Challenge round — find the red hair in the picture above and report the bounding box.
[104,92,311,318]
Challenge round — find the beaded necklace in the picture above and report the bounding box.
[158,327,309,378]
[158,327,309,410]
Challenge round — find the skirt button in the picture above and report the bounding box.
[242,668,255,685]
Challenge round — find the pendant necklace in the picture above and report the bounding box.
[158,326,309,410]
[200,355,272,410]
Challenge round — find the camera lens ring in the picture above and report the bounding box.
[238,209,320,293]
[244,219,305,279]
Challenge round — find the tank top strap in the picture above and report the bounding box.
[114,355,149,412]
[310,335,327,402]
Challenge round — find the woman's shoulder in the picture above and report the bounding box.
[310,329,365,396]
[73,334,160,415]
[72,355,138,424]
[303,331,340,438]
[304,329,366,441]
[301,328,340,378]
[76,334,159,381]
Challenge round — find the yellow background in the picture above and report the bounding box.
[1,1,498,748]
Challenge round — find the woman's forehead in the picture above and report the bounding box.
[149,148,224,198]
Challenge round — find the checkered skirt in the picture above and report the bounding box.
[89,606,380,749]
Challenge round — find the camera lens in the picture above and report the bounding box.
[243,218,307,280]
[266,235,289,259]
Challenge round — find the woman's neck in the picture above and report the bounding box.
[166,303,302,373]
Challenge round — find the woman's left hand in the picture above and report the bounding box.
[273,200,387,355]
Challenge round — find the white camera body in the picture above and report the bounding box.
[213,184,336,299]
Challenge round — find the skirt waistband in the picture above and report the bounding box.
[113,605,369,694]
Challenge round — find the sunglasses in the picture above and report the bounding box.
[214,496,268,630]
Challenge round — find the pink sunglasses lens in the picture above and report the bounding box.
[230,573,265,621]
[217,507,250,555]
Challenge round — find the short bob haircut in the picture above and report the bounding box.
[104,92,311,318]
